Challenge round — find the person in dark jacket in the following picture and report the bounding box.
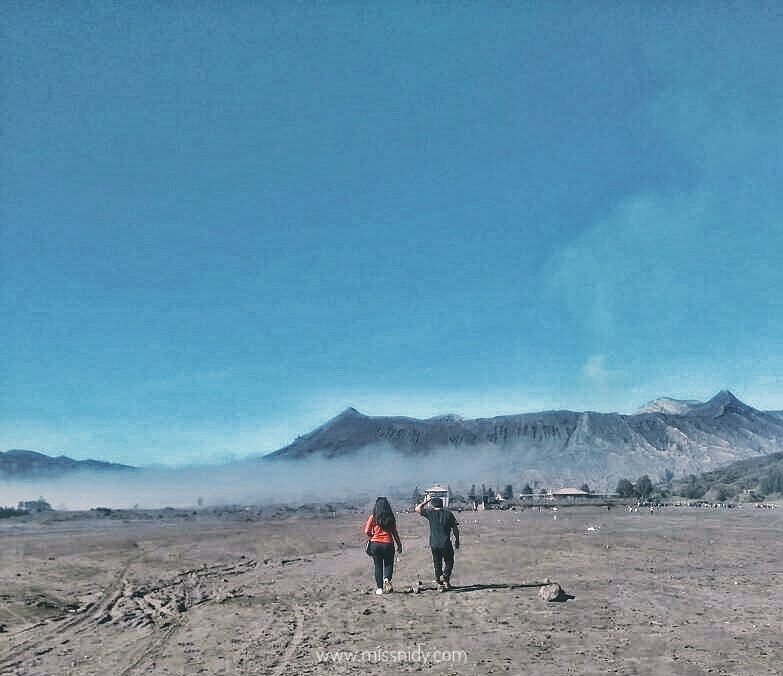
[415,496,459,590]
[363,497,403,595]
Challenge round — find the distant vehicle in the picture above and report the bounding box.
[424,483,450,508]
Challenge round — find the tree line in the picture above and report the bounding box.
[616,466,783,502]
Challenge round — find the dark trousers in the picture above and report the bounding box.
[431,542,454,582]
[369,541,395,588]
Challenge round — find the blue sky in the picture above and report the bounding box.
[2,2,782,466]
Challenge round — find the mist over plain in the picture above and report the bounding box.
[1,445,524,511]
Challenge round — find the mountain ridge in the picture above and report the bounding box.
[5,392,783,492]
[0,449,136,479]
[267,391,783,491]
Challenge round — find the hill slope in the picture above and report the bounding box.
[0,450,136,478]
[670,450,783,500]
[267,392,783,491]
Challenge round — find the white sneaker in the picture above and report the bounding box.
[375,588,384,595]
[383,578,393,593]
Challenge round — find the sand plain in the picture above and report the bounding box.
[1,503,781,675]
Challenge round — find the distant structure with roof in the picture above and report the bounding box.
[424,483,451,508]
[550,487,590,497]
[548,487,592,504]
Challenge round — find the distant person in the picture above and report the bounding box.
[415,496,460,591]
[363,497,403,595]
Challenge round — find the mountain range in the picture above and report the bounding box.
[0,449,135,478]
[5,391,783,493]
[267,391,783,491]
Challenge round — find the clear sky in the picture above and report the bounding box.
[2,2,782,466]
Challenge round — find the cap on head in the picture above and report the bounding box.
[430,497,443,508]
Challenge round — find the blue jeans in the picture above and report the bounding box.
[369,541,395,588]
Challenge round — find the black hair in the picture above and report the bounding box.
[430,497,443,508]
[373,496,396,531]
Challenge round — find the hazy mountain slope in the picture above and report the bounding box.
[0,449,136,478]
[6,392,782,494]
[267,391,783,490]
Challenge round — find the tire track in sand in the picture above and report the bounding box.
[268,602,305,676]
[234,607,276,675]
[0,557,138,673]
[117,621,182,676]
[114,559,258,675]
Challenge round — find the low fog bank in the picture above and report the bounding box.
[0,445,549,511]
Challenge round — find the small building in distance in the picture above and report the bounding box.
[424,483,451,508]
[549,487,591,504]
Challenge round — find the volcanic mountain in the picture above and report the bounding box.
[266,391,783,490]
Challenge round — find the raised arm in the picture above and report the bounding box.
[414,498,430,514]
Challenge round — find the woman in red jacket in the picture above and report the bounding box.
[363,497,403,594]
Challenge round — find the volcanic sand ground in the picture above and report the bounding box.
[1,504,781,675]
